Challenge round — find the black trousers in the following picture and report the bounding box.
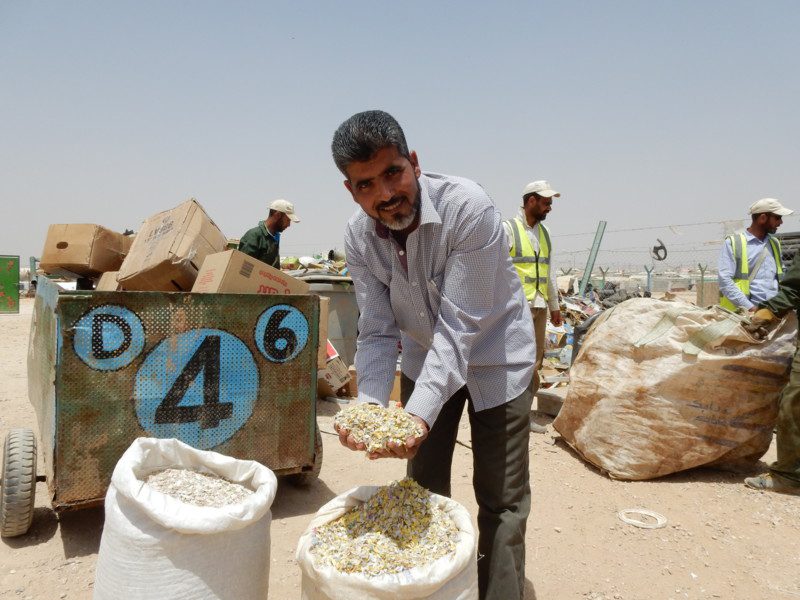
[401,374,533,600]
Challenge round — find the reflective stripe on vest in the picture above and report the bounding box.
[505,217,550,301]
[719,232,783,310]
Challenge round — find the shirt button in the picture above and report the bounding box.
[399,250,405,256]
[419,311,424,317]
[412,281,418,287]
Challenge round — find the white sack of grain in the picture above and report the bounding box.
[94,437,277,600]
[296,485,478,600]
[553,298,796,480]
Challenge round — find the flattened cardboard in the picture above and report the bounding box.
[118,198,227,291]
[40,224,128,278]
[191,249,310,295]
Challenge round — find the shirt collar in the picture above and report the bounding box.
[516,208,537,231]
[743,229,770,243]
[260,221,280,241]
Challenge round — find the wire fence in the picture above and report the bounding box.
[275,213,800,276]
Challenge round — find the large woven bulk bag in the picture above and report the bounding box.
[296,484,478,600]
[94,437,277,600]
[553,298,796,480]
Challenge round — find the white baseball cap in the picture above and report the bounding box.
[749,198,793,216]
[523,180,560,199]
[269,199,300,222]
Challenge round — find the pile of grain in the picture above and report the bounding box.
[144,468,253,508]
[333,403,424,453]
[310,478,459,576]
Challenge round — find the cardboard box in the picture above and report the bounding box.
[390,368,402,403]
[121,233,135,256]
[340,365,358,397]
[333,365,401,402]
[192,249,310,295]
[40,224,129,278]
[318,297,330,369]
[317,355,352,398]
[95,271,123,291]
[118,198,227,291]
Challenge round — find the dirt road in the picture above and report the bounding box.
[1,298,799,599]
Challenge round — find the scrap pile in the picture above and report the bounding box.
[309,478,459,576]
[36,197,350,401]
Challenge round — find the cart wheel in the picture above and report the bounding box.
[1,429,37,538]
[286,426,323,487]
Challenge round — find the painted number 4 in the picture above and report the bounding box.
[154,335,233,430]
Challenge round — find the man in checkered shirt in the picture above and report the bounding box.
[331,110,536,600]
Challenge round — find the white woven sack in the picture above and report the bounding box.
[94,437,277,600]
[296,485,478,600]
[554,298,797,480]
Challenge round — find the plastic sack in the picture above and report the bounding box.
[94,437,277,600]
[553,298,796,480]
[296,485,478,600]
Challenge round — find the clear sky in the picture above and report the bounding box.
[2,1,799,273]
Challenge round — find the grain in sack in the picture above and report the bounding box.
[296,478,478,600]
[94,437,277,600]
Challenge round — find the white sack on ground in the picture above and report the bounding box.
[94,437,277,600]
[553,298,796,481]
[296,485,478,600]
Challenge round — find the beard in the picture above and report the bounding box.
[379,182,421,231]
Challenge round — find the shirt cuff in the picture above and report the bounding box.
[404,387,442,429]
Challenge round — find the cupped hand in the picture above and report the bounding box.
[367,415,430,461]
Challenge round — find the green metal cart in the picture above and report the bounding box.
[1,277,321,537]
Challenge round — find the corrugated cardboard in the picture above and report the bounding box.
[317,355,352,398]
[118,198,227,291]
[191,249,310,295]
[342,365,358,397]
[121,234,136,256]
[318,297,330,369]
[390,369,401,403]
[40,224,129,278]
[95,271,122,291]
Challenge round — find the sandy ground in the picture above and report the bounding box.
[2,298,800,600]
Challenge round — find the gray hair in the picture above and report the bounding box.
[331,110,410,176]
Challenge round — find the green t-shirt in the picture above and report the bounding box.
[238,221,280,269]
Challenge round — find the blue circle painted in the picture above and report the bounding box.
[73,305,145,371]
[134,329,258,450]
[255,304,309,363]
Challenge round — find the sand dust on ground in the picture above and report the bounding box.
[1,298,799,599]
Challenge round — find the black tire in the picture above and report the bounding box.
[286,426,323,487]
[1,429,37,538]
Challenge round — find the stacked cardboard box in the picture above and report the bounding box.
[118,198,227,291]
[40,224,131,278]
[192,249,309,295]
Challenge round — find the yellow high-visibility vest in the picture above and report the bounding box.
[719,232,783,311]
[506,217,551,302]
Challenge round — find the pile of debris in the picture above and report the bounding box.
[36,197,352,402]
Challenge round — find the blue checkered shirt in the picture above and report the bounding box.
[344,172,536,427]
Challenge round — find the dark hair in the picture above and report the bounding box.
[331,110,410,175]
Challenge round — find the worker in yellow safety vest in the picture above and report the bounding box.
[718,198,793,312]
[503,180,562,431]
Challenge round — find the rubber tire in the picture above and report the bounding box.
[286,426,323,487]
[1,429,37,538]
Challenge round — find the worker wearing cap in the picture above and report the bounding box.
[503,181,563,410]
[743,243,800,494]
[718,198,793,312]
[238,199,300,269]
